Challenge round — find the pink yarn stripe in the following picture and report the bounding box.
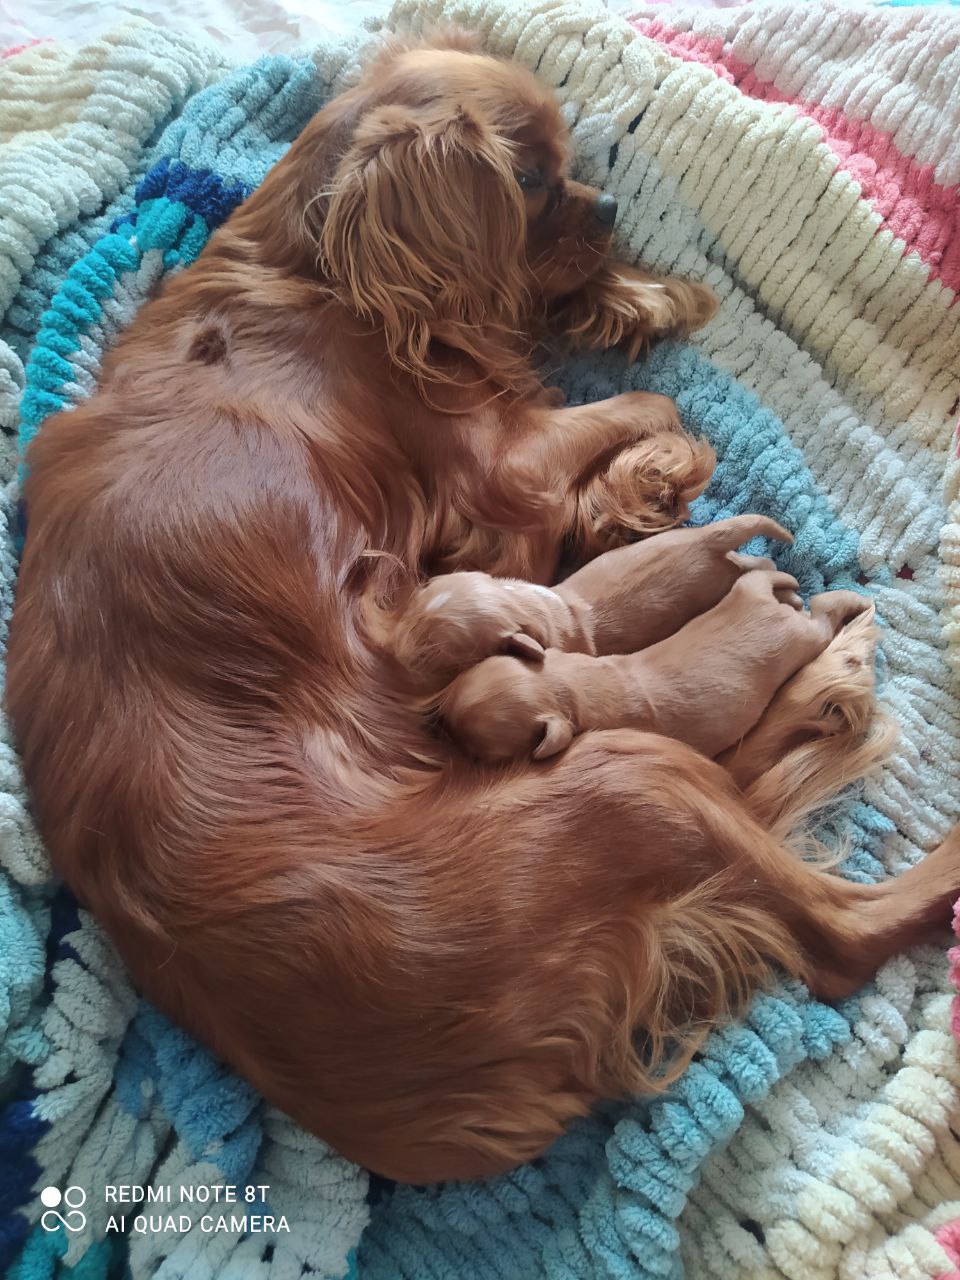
[2,38,51,58]
[630,17,960,294]
[935,1216,960,1280]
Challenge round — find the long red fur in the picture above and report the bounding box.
[8,37,960,1183]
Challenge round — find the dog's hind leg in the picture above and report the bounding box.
[319,729,959,1182]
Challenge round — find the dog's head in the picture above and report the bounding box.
[294,40,618,390]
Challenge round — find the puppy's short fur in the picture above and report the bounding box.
[434,519,871,762]
[8,35,960,1183]
[395,514,794,680]
[440,568,871,763]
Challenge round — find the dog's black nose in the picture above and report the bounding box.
[594,193,618,227]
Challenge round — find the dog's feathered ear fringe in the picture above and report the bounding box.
[318,102,536,399]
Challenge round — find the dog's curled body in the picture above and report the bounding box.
[8,40,960,1183]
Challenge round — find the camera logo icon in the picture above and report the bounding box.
[40,1186,87,1232]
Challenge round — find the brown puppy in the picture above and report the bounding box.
[392,513,794,682]
[440,570,871,762]
[8,36,960,1185]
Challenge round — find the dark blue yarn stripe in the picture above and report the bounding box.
[111,157,250,233]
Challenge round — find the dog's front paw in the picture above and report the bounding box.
[549,269,718,358]
[620,278,718,349]
[575,431,716,555]
[770,606,879,737]
[668,280,719,335]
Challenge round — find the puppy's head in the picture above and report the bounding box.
[441,654,574,764]
[309,41,617,390]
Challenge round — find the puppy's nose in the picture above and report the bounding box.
[594,193,618,227]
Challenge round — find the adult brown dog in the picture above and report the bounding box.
[8,37,960,1183]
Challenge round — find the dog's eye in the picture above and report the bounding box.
[517,169,544,191]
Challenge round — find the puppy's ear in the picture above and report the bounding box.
[503,632,546,662]
[533,715,573,759]
[319,104,529,391]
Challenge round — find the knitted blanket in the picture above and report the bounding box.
[2,3,959,1278]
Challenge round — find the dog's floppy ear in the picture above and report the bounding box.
[319,103,529,391]
[533,715,573,760]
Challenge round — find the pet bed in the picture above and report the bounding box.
[2,2,960,1277]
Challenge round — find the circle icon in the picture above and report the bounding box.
[40,1185,86,1232]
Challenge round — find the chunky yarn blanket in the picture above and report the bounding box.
[2,2,960,1277]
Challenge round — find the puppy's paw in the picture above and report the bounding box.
[728,567,803,611]
[808,590,873,636]
[733,579,875,689]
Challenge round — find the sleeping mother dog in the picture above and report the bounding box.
[8,35,960,1183]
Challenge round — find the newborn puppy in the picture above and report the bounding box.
[443,572,871,762]
[392,514,792,685]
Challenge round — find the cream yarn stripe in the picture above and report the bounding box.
[0,22,227,322]
[631,1,960,185]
